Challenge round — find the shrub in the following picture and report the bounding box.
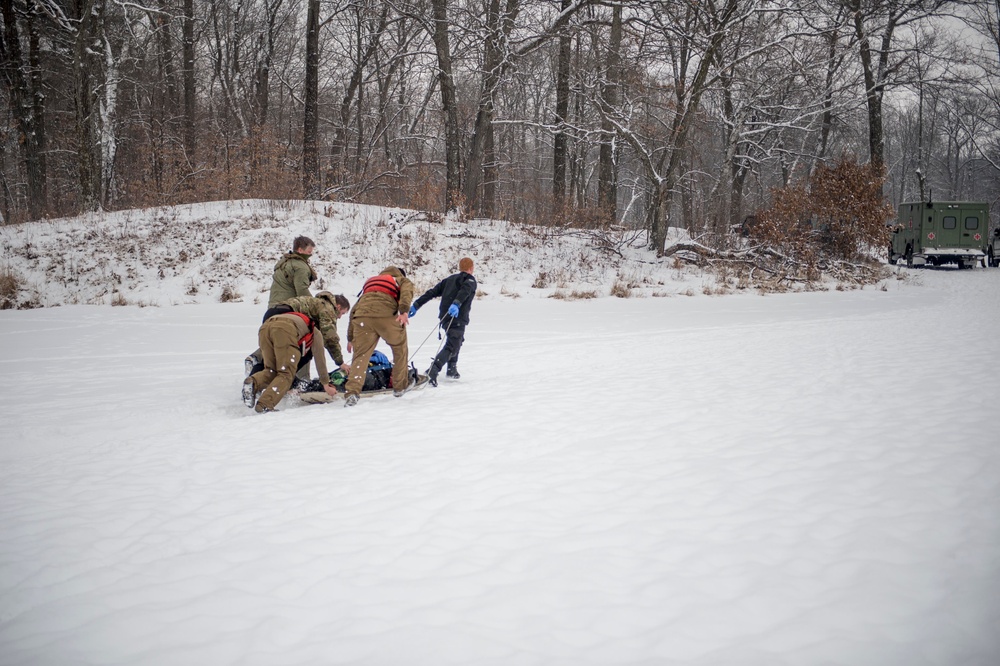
[1,267,23,309]
[220,285,242,302]
[754,157,893,264]
[610,280,632,298]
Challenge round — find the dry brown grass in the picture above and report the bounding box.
[550,289,599,300]
[0,267,22,309]
[610,280,632,298]
[219,285,242,302]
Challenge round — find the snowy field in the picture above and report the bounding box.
[1,267,999,665]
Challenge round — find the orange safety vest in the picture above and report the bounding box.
[362,274,400,300]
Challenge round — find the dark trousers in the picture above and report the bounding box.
[430,325,465,375]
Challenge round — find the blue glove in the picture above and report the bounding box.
[408,305,417,317]
[447,303,460,318]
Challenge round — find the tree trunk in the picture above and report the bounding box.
[552,0,571,205]
[430,0,461,211]
[597,3,621,219]
[729,158,749,228]
[0,0,46,219]
[27,3,46,213]
[302,0,320,198]
[817,29,839,170]
[74,0,101,211]
[850,0,886,174]
[463,0,503,214]
[182,0,196,164]
[482,119,496,218]
[155,1,178,119]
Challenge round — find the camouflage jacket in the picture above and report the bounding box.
[281,295,345,365]
[268,252,316,307]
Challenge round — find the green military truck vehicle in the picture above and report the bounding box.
[888,201,989,269]
[988,226,1000,267]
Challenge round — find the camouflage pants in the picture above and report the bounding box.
[345,316,408,397]
[249,318,302,410]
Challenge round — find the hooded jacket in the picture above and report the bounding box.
[268,252,317,307]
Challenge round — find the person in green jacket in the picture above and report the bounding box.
[268,236,317,307]
[245,236,319,375]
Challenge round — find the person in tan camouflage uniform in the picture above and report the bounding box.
[281,292,351,372]
[344,267,415,407]
[243,292,350,413]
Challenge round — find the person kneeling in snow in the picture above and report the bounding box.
[242,293,349,413]
[245,291,351,380]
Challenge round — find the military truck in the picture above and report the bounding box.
[888,201,989,269]
[987,227,1000,267]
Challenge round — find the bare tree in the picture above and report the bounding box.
[303,0,319,197]
[841,0,955,174]
[182,0,196,164]
[0,0,46,219]
[552,0,573,205]
[596,2,621,219]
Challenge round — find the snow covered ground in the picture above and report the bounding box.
[1,257,998,665]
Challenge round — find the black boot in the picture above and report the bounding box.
[242,379,257,408]
[427,367,438,387]
[446,366,460,379]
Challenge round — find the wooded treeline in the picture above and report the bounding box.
[1,0,998,251]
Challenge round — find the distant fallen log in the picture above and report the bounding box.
[662,241,888,289]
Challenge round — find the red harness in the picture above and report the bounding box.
[362,274,400,300]
[287,311,315,350]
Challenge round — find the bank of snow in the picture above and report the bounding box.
[0,267,997,665]
[1,199,727,308]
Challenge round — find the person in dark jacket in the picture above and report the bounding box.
[409,257,477,386]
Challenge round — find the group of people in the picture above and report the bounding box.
[242,235,478,413]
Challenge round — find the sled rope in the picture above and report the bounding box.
[408,313,450,365]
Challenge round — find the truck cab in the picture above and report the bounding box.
[889,201,989,269]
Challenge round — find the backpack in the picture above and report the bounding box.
[309,351,398,392]
[363,350,393,390]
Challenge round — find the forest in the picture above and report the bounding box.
[0,0,998,255]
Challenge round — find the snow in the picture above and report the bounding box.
[0,199,708,309]
[1,202,999,665]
